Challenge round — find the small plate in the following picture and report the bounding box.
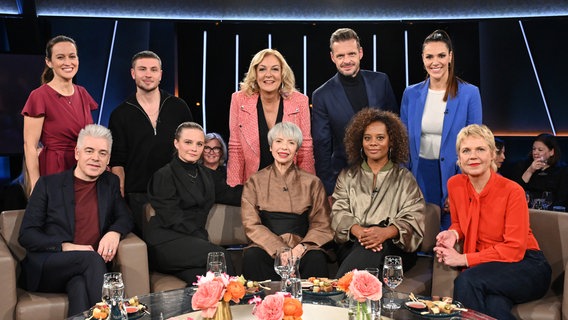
[126,303,147,320]
[301,281,314,289]
[404,299,464,318]
[302,289,345,297]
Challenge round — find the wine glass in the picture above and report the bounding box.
[207,252,227,276]
[274,247,293,291]
[383,255,403,310]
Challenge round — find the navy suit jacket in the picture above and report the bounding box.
[400,79,482,206]
[18,169,133,291]
[311,70,398,194]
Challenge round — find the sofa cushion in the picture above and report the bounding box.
[16,289,67,320]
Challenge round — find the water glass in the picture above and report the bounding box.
[289,278,303,302]
[364,268,381,319]
[207,252,227,276]
[102,272,125,303]
[102,272,127,319]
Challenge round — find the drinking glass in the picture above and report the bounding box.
[382,255,403,310]
[289,257,302,301]
[102,272,125,303]
[542,191,553,210]
[102,272,127,319]
[365,268,381,319]
[274,247,293,291]
[207,252,227,276]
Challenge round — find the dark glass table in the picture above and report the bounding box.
[71,282,495,320]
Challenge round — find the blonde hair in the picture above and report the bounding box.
[239,49,296,97]
[455,124,497,172]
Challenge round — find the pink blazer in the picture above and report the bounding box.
[227,90,315,186]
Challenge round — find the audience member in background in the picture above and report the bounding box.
[109,50,193,236]
[146,122,242,284]
[332,108,425,277]
[434,124,550,320]
[241,122,333,280]
[22,35,98,194]
[202,132,228,178]
[19,124,133,317]
[227,48,315,187]
[401,29,482,230]
[494,137,506,170]
[514,133,568,208]
[312,28,398,196]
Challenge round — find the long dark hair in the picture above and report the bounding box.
[41,35,77,85]
[423,29,461,102]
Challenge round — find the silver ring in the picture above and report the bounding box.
[108,249,113,253]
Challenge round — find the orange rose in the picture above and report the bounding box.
[336,271,354,293]
[283,297,303,319]
[223,280,246,302]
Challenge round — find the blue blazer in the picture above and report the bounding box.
[18,169,133,291]
[312,70,398,195]
[401,79,482,205]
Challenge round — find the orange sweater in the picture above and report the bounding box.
[448,171,540,267]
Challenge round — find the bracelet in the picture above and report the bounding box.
[300,243,307,251]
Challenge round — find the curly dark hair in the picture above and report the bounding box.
[344,108,409,167]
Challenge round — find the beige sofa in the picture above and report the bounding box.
[0,210,150,320]
[147,203,440,296]
[432,209,568,320]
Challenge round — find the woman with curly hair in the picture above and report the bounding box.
[331,108,426,277]
[227,49,315,187]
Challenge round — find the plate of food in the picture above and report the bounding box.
[404,295,467,318]
[86,302,110,320]
[124,296,148,319]
[241,279,269,303]
[301,277,344,297]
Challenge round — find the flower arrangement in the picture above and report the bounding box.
[337,270,382,320]
[191,272,246,319]
[250,292,303,320]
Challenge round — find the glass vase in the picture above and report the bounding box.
[204,301,232,320]
[348,297,370,320]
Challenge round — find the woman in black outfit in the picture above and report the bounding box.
[145,122,242,284]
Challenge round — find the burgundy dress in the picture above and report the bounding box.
[22,84,98,176]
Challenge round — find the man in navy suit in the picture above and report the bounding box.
[312,28,399,195]
[19,124,133,316]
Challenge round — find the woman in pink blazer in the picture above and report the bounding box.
[227,49,315,186]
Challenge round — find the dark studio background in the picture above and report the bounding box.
[1,0,568,183]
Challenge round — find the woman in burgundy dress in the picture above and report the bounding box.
[22,35,98,193]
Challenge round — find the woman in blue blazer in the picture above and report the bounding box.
[401,30,482,229]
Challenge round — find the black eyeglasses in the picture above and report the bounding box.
[204,146,222,153]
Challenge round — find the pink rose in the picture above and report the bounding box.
[253,293,284,320]
[349,270,382,302]
[191,280,225,317]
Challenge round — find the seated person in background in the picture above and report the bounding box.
[202,132,228,178]
[146,122,242,284]
[434,124,551,320]
[494,137,506,170]
[18,124,133,316]
[241,122,333,280]
[332,108,425,277]
[513,133,568,208]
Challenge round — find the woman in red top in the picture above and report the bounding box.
[434,124,551,320]
[22,35,98,193]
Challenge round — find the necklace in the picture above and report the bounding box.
[187,168,198,179]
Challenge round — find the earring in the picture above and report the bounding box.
[360,148,365,160]
[388,148,392,160]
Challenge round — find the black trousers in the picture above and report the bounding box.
[148,234,234,284]
[36,251,107,316]
[243,247,329,281]
[335,240,417,278]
